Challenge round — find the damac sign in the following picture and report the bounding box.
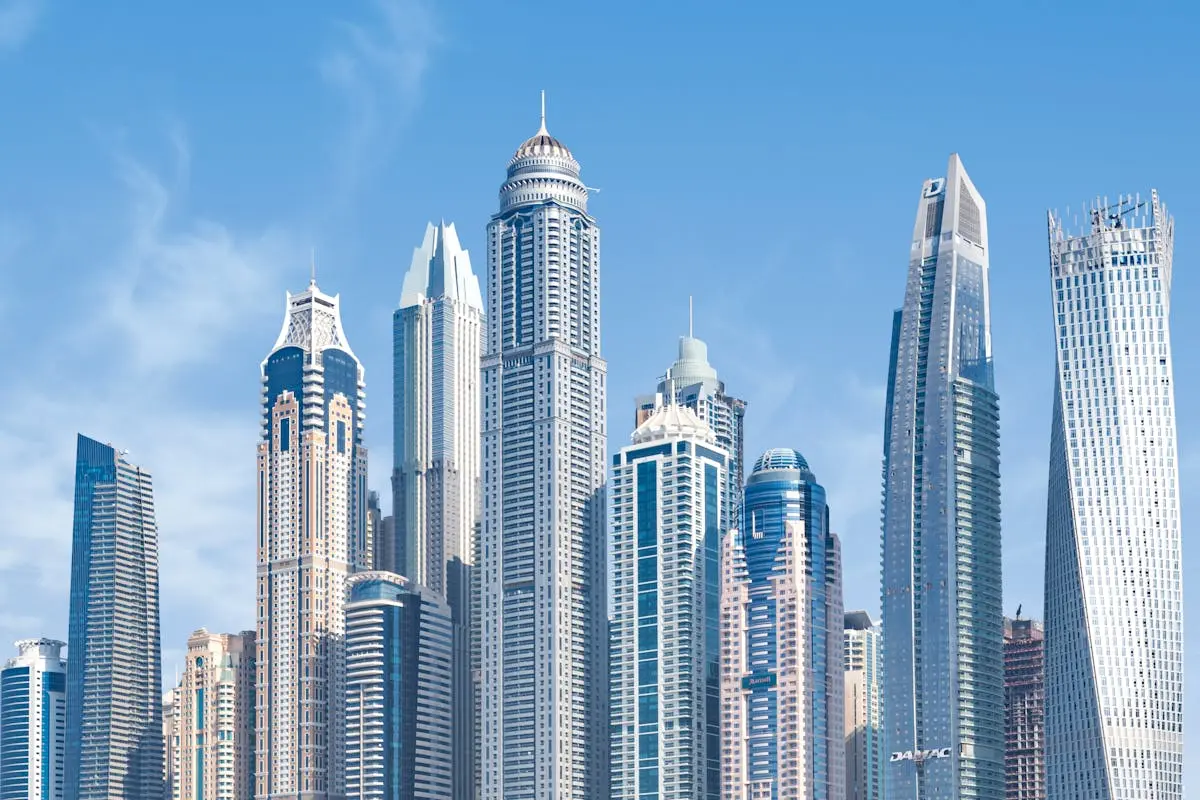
[890,748,952,763]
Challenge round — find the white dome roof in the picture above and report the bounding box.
[631,404,715,445]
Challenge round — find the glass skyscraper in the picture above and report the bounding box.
[721,449,844,800]
[845,612,884,800]
[392,219,483,800]
[1,638,66,800]
[1043,192,1182,799]
[256,279,368,798]
[1003,617,1044,800]
[344,572,454,800]
[610,404,726,800]
[880,155,1003,800]
[65,434,164,800]
[480,99,608,799]
[634,328,746,535]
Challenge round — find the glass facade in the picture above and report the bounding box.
[345,572,454,800]
[65,435,163,800]
[881,156,1003,800]
[1043,193,1182,799]
[610,406,726,800]
[721,449,844,800]
[845,613,884,800]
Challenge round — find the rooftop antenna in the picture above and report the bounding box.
[538,90,547,134]
[310,248,317,286]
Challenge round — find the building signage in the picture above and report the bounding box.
[890,748,952,763]
[742,673,776,690]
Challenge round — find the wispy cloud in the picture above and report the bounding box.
[0,0,42,54]
[320,0,441,195]
[0,129,299,666]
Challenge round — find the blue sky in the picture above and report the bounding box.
[1,0,1197,780]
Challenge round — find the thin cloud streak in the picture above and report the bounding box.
[0,0,41,53]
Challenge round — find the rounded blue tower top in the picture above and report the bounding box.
[749,448,815,483]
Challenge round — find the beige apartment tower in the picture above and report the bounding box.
[172,630,256,800]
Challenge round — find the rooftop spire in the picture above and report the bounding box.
[310,247,317,287]
[689,295,694,338]
[538,90,547,135]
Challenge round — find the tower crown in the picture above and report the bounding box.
[499,93,587,213]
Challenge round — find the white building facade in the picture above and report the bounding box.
[480,100,608,800]
[610,405,726,800]
[256,279,369,799]
[1044,192,1182,799]
[0,639,66,800]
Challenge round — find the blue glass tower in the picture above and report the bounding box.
[64,435,163,800]
[344,572,454,800]
[1,639,67,800]
[880,155,1003,800]
[721,449,844,800]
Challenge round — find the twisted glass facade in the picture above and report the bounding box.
[721,449,844,800]
[1043,193,1182,799]
[610,406,726,800]
[65,435,163,800]
[880,155,1003,800]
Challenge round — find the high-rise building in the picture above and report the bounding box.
[1003,616,1044,800]
[721,449,844,800]
[1044,192,1182,799]
[366,490,382,572]
[634,323,746,534]
[845,612,884,800]
[1,638,66,800]
[610,405,726,800]
[880,155,1003,800]
[172,630,255,800]
[257,279,368,798]
[345,572,454,800]
[65,435,164,800]
[392,220,483,800]
[164,690,178,799]
[480,96,608,799]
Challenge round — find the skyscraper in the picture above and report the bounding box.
[480,96,608,800]
[65,435,164,800]
[845,612,884,800]
[721,449,844,800]
[392,220,483,800]
[1003,616,1044,800]
[634,322,746,533]
[172,630,255,800]
[257,279,368,798]
[610,405,726,800]
[1,638,66,800]
[1044,192,1182,799]
[366,490,382,572]
[164,690,178,799]
[880,155,1003,800]
[344,572,454,800]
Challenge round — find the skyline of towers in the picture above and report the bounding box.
[881,154,1004,800]
[1,638,66,800]
[845,612,884,800]
[1044,192,1183,799]
[721,448,845,800]
[610,404,727,800]
[65,434,164,800]
[480,101,609,798]
[1003,616,1044,800]
[256,279,368,798]
[635,327,746,536]
[170,629,256,800]
[344,572,454,800]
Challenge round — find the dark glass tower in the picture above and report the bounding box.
[880,155,1003,800]
[65,434,163,800]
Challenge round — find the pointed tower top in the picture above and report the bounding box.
[538,90,548,135]
[310,247,317,287]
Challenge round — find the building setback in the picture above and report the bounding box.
[845,612,884,800]
[172,630,256,800]
[1044,192,1183,799]
[256,279,369,798]
[1003,616,1044,800]
[610,404,726,800]
[721,449,844,800]
[345,572,454,799]
[880,154,1003,800]
[1,638,66,800]
[65,435,164,800]
[480,97,608,799]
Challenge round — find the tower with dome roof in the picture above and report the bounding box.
[480,95,608,799]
